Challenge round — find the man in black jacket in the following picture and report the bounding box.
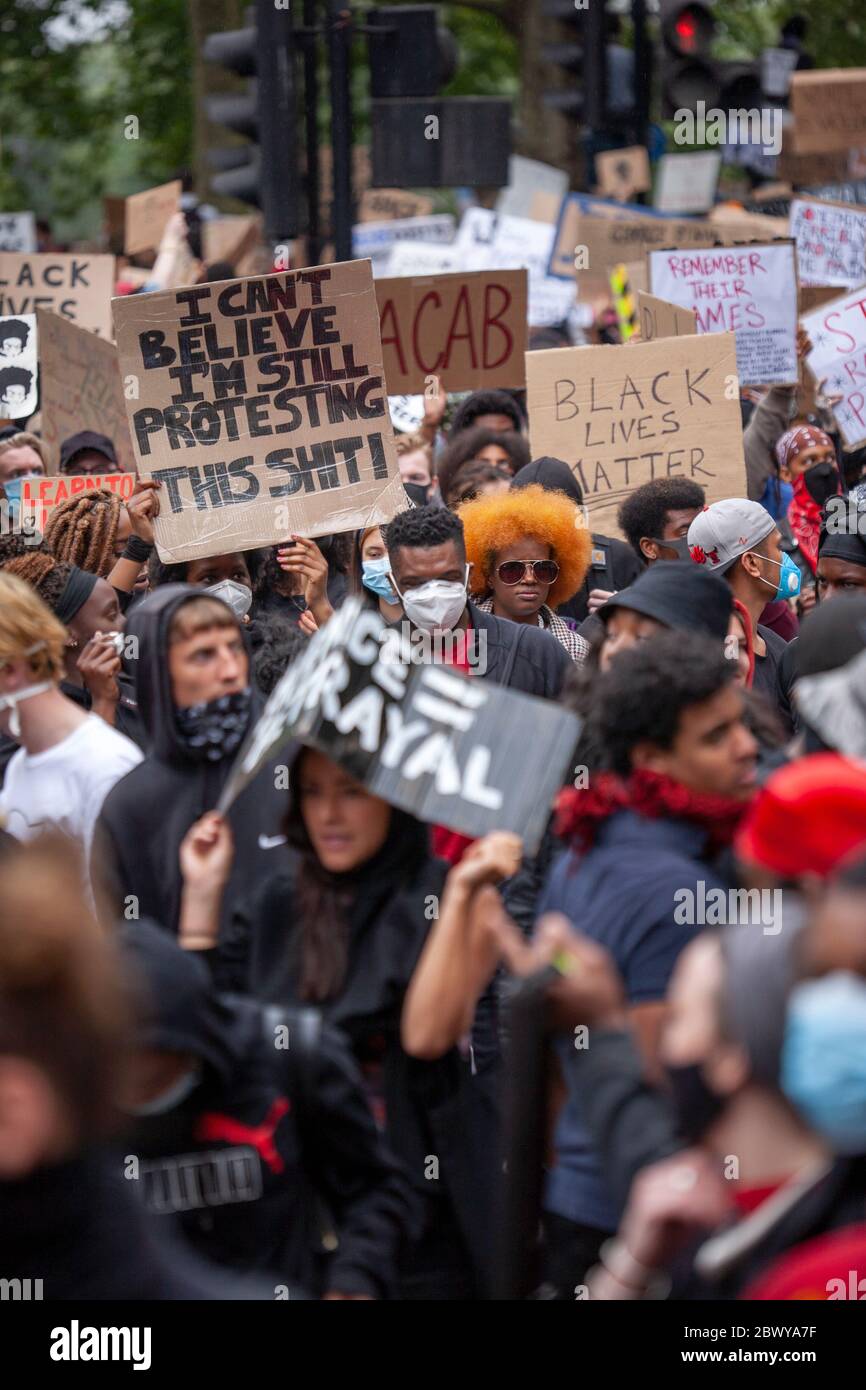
[120,921,414,1299]
[384,504,571,699]
[93,585,292,951]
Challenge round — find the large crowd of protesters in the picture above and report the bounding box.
[3,194,866,1307]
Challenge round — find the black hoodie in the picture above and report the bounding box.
[93,585,292,955]
[227,764,501,1298]
[120,921,414,1298]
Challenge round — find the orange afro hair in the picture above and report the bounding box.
[458,483,592,608]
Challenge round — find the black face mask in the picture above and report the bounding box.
[174,687,252,762]
[804,462,840,507]
[665,1061,726,1144]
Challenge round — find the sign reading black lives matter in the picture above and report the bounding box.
[112,260,406,563]
[218,597,581,854]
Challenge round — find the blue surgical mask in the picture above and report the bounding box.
[754,550,802,602]
[362,556,399,605]
[781,972,866,1154]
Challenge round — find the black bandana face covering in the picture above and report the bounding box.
[174,688,252,762]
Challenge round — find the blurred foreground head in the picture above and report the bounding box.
[0,835,129,1179]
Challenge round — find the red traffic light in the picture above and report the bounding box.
[675,11,698,52]
[662,1,715,58]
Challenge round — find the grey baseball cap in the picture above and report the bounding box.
[687,499,776,575]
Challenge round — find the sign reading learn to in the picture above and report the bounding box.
[113,260,405,563]
[525,334,746,539]
[648,242,798,386]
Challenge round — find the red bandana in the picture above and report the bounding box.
[787,475,824,576]
[555,769,751,853]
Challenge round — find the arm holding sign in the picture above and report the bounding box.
[107,480,160,595]
[742,329,812,501]
[277,536,334,628]
[178,811,233,952]
[401,832,522,1060]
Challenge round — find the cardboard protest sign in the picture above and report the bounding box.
[569,212,719,282]
[776,148,849,188]
[113,260,405,563]
[375,268,528,395]
[0,253,115,339]
[352,216,456,277]
[528,191,562,225]
[0,213,36,253]
[36,310,135,474]
[549,193,661,280]
[496,156,569,220]
[385,241,461,277]
[218,596,581,853]
[526,334,746,539]
[636,291,697,343]
[707,205,789,239]
[17,471,136,535]
[799,285,842,317]
[596,147,651,202]
[202,215,263,275]
[802,287,866,451]
[791,69,866,155]
[648,242,799,387]
[654,153,722,215]
[0,313,37,417]
[790,199,866,288]
[358,189,433,222]
[124,180,182,256]
[454,209,575,327]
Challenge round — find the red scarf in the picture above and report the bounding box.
[555,769,751,853]
[787,475,824,576]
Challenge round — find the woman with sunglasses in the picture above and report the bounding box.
[458,483,592,662]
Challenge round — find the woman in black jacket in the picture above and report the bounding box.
[177,745,501,1299]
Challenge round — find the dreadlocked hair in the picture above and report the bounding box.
[0,529,51,567]
[43,488,123,578]
[5,552,75,614]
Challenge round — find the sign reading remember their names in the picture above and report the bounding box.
[636,291,697,343]
[113,260,405,563]
[0,213,36,253]
[218,597,581,853]
[0,313,37,417]
[648,241,798,387]
[36,310,136,474]
[790,198,866,288]
[0,253,115,339]
[526,334,746,540]
[802,286,866,451]
[375,269,528,395]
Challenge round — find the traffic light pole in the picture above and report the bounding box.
[302,0,321,266]
[255,0,297,247]
[632,0,651,163]
[327,1,354,262]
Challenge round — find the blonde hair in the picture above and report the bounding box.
[0,571,66,682]
[395,432,431,460]
[0,432,46,466]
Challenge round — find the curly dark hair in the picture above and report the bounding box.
[384,503,465,560]
[617,478,706,561]
[246,610,310,694]
[449,389,526,439]
[4,552,74,613]
[436,426,530,507]
[580,631,737,778]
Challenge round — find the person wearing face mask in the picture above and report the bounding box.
[118,920,414,1299]
[352,524,402,623]
[92,587,292,959]
[148,548,256,621]
[0,573,142,864]
[688,499,797,724]
[174,747,505,1299]
[383,504,571,698]
[776,425,842,578]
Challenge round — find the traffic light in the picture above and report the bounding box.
[203,0,298,242]
[541,0,608,130]
[367,5,511,188]
[658,0,719,115]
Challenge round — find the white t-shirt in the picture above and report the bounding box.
[0,715,143,859]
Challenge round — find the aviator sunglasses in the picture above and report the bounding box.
[496,558,560,586]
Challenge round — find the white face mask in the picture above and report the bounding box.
[205,579,252,619]
[392,564,469,633]
[0,642,51,738]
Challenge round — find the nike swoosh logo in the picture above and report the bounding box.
[258,834,287,850]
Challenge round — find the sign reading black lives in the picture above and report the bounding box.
[219,598,581,853]
[112,260,405,563]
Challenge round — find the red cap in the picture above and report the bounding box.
[735,753,866,880]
